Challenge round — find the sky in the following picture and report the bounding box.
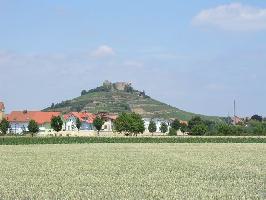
[1,0,266,117]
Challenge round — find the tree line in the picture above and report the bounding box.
[1,113,266,136]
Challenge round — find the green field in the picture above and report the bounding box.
[0,144,265,199]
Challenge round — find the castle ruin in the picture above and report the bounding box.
[103,80,132,91]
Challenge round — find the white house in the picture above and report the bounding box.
[97,112,117,132]
[63,112,95,131]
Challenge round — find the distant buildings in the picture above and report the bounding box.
[4,109,119,134]
[63,112,95,131]
[97,112,117,132]
[2,100,190,135]
[6,111,61,134]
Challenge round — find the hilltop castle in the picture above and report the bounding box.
[103,80,132,91]
[0,102,5,121]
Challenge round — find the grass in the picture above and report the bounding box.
[0,144,265,199]
[1,136,266,145]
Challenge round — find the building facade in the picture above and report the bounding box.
[63,112,96,131]
[6,111,61,134]
[97,112,117,132]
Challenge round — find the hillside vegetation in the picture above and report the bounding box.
[44,81,221,121]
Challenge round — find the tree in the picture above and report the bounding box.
[190,124,208,136]
[168,128,177,136]
[27,120,39,137]
[51,116,63,133]
[114,112,145,136]
[160,122,168,133]
[113,113,129,134]
[216,123,232,136]
[128,112,145,136]
[251,115,263,122]
[188,116,204,130]
[171,119,181,130]
[180,123,188,135]
[148,120,157,134]
[93,117,104,135]
[248,121,266,135]
[81,90,87,96]
[76,118,81,131]
[0,118,10,135]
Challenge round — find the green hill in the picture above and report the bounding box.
[43,81,222,121]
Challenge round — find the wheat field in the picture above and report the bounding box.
[0,144,265,199]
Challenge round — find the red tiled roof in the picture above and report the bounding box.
[180,120,188,125]
[0,102,4,111]
[97,112,117,120]
[6,111,61,125]
[64,112,96,123]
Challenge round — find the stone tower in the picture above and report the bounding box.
[114,82,131,91]
[0,102,5,121]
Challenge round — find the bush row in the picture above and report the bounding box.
[0,136,266,145]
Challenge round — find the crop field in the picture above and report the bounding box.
[0,144,265,199]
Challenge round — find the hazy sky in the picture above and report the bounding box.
[1,0,266,117]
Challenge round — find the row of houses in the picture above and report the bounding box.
[1,102,186,135]
[4,110,117,134]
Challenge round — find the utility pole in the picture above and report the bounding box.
[234,100,236,117]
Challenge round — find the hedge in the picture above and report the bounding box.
[0,136,266,145]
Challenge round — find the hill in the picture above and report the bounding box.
[43,81,222,121]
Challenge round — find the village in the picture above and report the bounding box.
[0,101,188,136]
[1,99,266,137]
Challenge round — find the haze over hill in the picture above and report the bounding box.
[44,81,222,121]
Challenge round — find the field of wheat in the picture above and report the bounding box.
[0,144,265,199]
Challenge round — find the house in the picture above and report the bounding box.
[0,102,5,121]
[143,118,171,133]
[97,112,117,131]
[6,111,61,134]
[180,120,188,126]
[231,116,244,125]
[63,112,96,131]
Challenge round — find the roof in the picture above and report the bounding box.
[64,112,96,124]
[180,120,188,125]
[0,102,4,111]
[97,112,117,120]
[231,116,244,124]
[6,111,61,125]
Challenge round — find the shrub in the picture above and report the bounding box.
[27,120,39,137]
[171,119,181,130]
[51,116,63,132]
[114,113,145,136]
[0,119,10,135]
[93,117,104,135]
[148,121,157,133]
[188,116,203,130]
[0,136,265,145]
[190,124,208,136]
[160,122,168,133]
[168,128,177,136]
[180,123,188,134]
